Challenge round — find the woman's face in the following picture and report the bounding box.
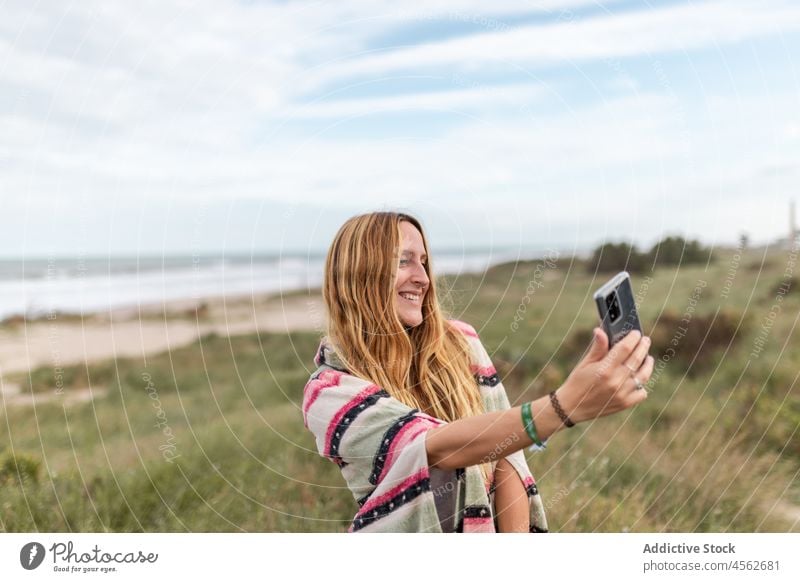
[395,221,430,328]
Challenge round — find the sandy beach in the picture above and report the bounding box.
[0,291,325,406]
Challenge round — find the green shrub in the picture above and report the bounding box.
[647,236,715,268]
[587,237,714,274]
[0,450,41,485]
[649,309,746,376]
[587,242,649,274]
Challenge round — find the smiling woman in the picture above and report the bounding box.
[302,211,652,532]
[395,221,429,328]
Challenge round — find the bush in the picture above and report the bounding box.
[647,236,714,268]
[587,242,649,274]
[648,309,746,376]
[0,450,41,485]
[770,276,798,297]
[24,361,116,394]
[555,326,596,365]
[587,237,714,274]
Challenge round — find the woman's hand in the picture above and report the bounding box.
[555,328,653,424]
[426,327,653,470]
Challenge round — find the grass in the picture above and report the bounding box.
[1,247,798,532]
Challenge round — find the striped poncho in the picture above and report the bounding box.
[302,319,548,533]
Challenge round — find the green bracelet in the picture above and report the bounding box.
[521,402,544,448]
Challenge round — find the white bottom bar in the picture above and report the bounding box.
[1,533,798,581]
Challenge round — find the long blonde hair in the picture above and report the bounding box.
[322,211,487,426]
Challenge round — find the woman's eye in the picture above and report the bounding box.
[399,259,409,266]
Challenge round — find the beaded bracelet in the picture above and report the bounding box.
[520,402,545,448]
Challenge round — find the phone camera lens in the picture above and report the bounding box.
[606,291,621,322]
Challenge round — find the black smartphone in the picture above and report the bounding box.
[593,271,642,347]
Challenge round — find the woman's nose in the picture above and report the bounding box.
[411,262,429,286]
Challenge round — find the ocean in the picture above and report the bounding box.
[0,248,552,320]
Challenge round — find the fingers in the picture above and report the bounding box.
[622,334,651,375]
[569,330,655,421]
[639,354,655,379]
[626,355,654,403]
[583,327,609,363]
[628,381,649,405]
[635,354,655,386]
[605,329,642,366]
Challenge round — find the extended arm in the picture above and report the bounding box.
[426,328,653,471]
[425,393,565,469]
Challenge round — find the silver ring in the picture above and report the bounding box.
[633,376,644,390]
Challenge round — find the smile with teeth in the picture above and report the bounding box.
[399,292,422,303]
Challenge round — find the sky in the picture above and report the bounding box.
[1,0,799,257]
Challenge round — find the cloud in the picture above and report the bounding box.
[305,0,800,89]
[285,83,546,118]
[1,0,798,253]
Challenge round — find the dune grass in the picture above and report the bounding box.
[1,247,798,532]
